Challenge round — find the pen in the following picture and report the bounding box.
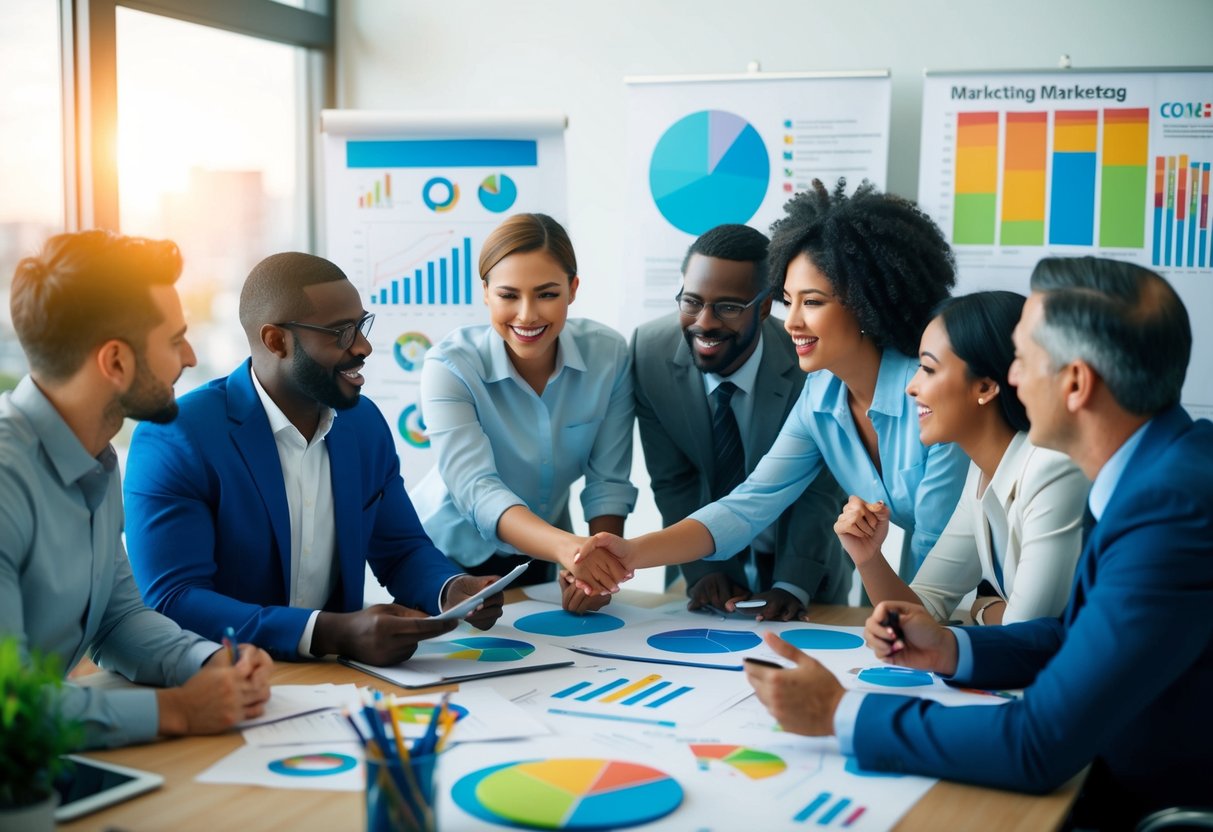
[222,626,240,664]
[881,610,905,651]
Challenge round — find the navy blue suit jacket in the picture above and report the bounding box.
[124,361,461,659]
[853,406,1213,820]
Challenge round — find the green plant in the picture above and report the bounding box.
[0,638,83,808]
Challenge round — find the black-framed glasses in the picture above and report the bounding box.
[675,290,767,321]
[275,312,375,350]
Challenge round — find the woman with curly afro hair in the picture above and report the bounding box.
[576,179,971,597]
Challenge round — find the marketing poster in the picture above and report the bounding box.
[321,111,567,485]
[918,68,1213,418]
[623,72,892,331]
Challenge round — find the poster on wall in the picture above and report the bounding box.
[321,111,567,486]
[917,67,1213,419]
[623,71,892,332]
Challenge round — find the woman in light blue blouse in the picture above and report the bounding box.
[580,180,969,592]
[411,213,637,609]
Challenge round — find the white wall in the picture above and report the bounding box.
[339,0,1213,589]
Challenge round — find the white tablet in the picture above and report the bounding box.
[53,755,164,821]
[427,560,530,621]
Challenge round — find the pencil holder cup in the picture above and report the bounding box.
[365,753,437,832]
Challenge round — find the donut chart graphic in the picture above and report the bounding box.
[397,403,429,448]
[857,667,934,688]
[393,702,470,725]
[267,753,358,777]
[393,331,432,372]
[422,176,459,212]
[451,758,683,829]
[513,610,626,637]
[646,628,761,654]
[781,628,865,650]
[478,173,518,212]
[649,109,770,235]
[415,636,536,662]
[691,744,787,780]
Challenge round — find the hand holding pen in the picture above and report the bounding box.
[863,602,960,676]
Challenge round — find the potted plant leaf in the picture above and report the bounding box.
[0,637,83,830]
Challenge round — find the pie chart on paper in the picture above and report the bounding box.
[451,758,683,829]
[646,628,761,654]
[649,109,770,235]
[478,173,518,213]
[414,636,535,662]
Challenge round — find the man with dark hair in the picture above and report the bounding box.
[0,230,273,748]
[745,256,1213,828]
[631,225,850,620]
[124,252,504,665]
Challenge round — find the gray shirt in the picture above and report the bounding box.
[0,376,217,748]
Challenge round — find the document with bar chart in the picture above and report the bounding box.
[623,72,891,331]
[918,68,1213,418]
[321,111,567,483]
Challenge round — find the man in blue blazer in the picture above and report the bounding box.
[745,256,1212,828]
[125,253,503,664]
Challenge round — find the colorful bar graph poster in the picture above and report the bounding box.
[321,111,567,485]
[918,68,1213,420]
[624,71,891,330]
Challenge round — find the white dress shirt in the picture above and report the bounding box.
[251,370,337,656]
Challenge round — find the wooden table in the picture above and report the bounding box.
[64,592,1082,831]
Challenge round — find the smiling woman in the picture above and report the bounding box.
[410,214,638,610]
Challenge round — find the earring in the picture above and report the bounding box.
[978,397,986,405]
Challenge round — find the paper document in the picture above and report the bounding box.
[428,561,529,621]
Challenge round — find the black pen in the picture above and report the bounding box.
[743,657,784,670]
[881,610,905,648]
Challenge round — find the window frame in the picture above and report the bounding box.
[58,0,334,249]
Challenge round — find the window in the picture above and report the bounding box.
[0,0,63,389]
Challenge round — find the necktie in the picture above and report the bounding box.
[1081,503,1096,548]
[711,382,746,499]
[711,382,756,587]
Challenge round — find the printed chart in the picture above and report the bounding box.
[624,73,891,329]
[266,753,357,777]
[855,667,934,688]
[415,636,535,663]
[322,112,567,486]
[646,628,761,654]
[451,759,683,830]
[918,68,1213,419]
[513,609,626,637]
[781,628,865,650]
[691,744,787,780]
[792,791,869,827]
[392,702,470,725]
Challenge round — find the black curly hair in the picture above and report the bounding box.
[767,178,957,357]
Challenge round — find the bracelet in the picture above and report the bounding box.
[974,597,1006,625]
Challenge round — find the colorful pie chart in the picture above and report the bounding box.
[857,667,934,687]
[267,752,357,777]
[646,628,760,654]
[451,758,683,829]
[781,628,865,650]
[415,636,535,662]
[392,702,469,725]
[513,610,626,637]
[478,173,518,213]
[649,109,770,235]
[691,744,787,780]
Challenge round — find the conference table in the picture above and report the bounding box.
[64,590,1083,831]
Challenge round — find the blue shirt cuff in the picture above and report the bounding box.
[947,626,974,679]
[772,581,809,607]
[834,690,867,756]
[689,503,750,561]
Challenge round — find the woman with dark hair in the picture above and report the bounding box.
[411,213,636,609]
[835,291,1088,624]
[576,180,970,598]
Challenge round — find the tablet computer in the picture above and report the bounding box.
[53,755,164,821]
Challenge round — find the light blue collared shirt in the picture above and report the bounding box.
[835,419,1155,754]
[411,319,638,567]
[0,377,218,748]
[691,348,969,574]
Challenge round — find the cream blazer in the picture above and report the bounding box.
[910,432,1089,624]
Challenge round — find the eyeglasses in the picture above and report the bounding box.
[275,312,375,350]
[675,290,767,321]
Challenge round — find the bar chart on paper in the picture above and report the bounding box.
[542,667,752,729]
[1154,154,1211,268]
[367,230,476,308]
[793,791,868,828]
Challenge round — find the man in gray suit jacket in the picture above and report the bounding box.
[631,225,851,620]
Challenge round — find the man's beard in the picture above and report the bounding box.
[291,336,361,411]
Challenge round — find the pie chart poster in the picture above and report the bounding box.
[623,74,891,331]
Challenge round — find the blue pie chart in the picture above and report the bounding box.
[857,667,934,688]
[513,610,626,637]
[478,173,518,213]
[646,628,761,654]
[649,110,770,235]
[781,629,865,650]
